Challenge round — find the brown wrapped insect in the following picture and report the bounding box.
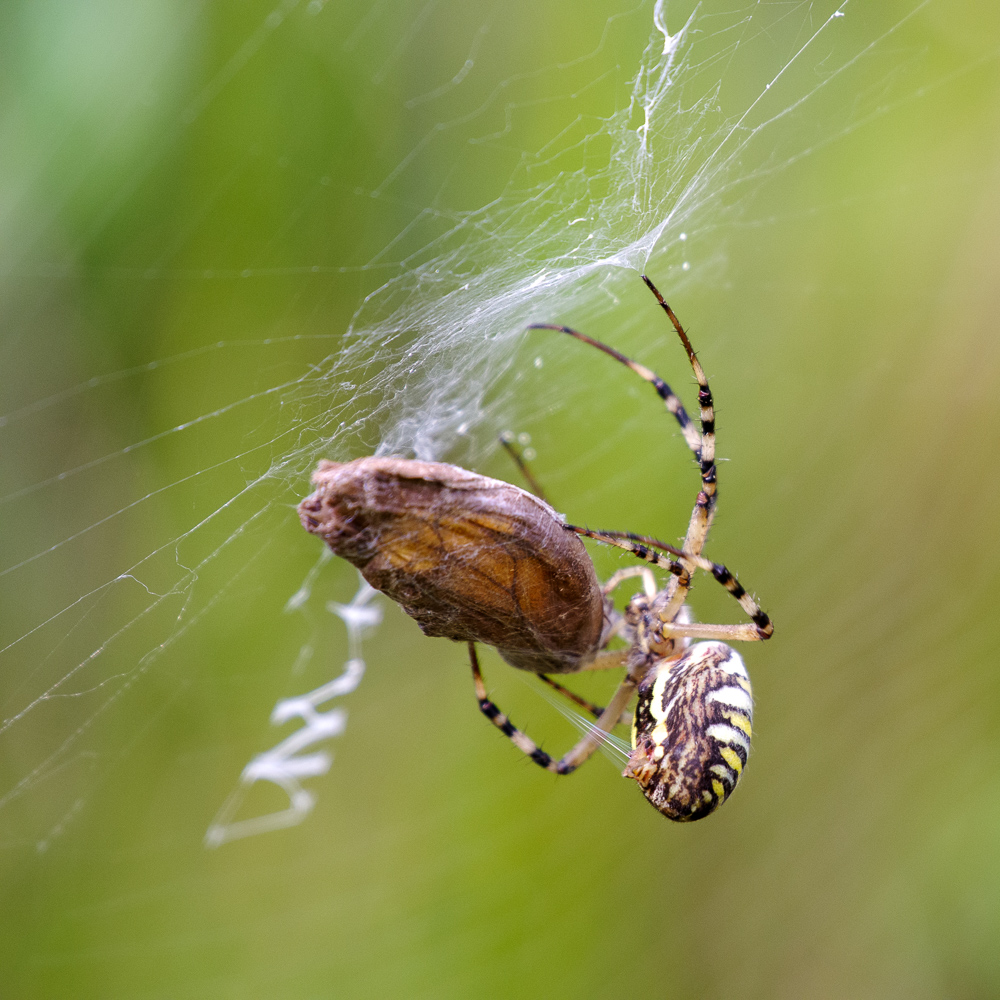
[299,276,773,819]
[298,457,609,673]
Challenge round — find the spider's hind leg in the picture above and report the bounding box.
[538,674,633,725]
[469,644,640,775]
[470,643,572,773]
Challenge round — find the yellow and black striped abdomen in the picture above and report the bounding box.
[625,642,752,822]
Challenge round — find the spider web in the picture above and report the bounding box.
[0,0,941,857]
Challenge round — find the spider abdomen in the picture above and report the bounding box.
[625,641,752,822]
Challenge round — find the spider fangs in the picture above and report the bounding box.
[298,275,773,822]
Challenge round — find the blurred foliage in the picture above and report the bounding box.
[2,0,1000,997]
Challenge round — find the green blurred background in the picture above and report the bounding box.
[3,1,1000,996]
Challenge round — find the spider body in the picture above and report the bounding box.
[300,275,772,821]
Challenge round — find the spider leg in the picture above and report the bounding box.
[538,673,605,718]
[607,529,772,638]
[575,648,630,672]
[537,675,630,725]
[499,434,550,505]
[567,526,773,640]
[531,277,719,616]
[656,622,766,642]
[640,275,718,549]
[637,275,724,626]
[602,565,657,599]
[470,643,642,775]
[527,322,702,457]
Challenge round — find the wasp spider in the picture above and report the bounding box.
[299,276,772,821]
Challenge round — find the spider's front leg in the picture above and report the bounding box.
[568,525,773,642]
